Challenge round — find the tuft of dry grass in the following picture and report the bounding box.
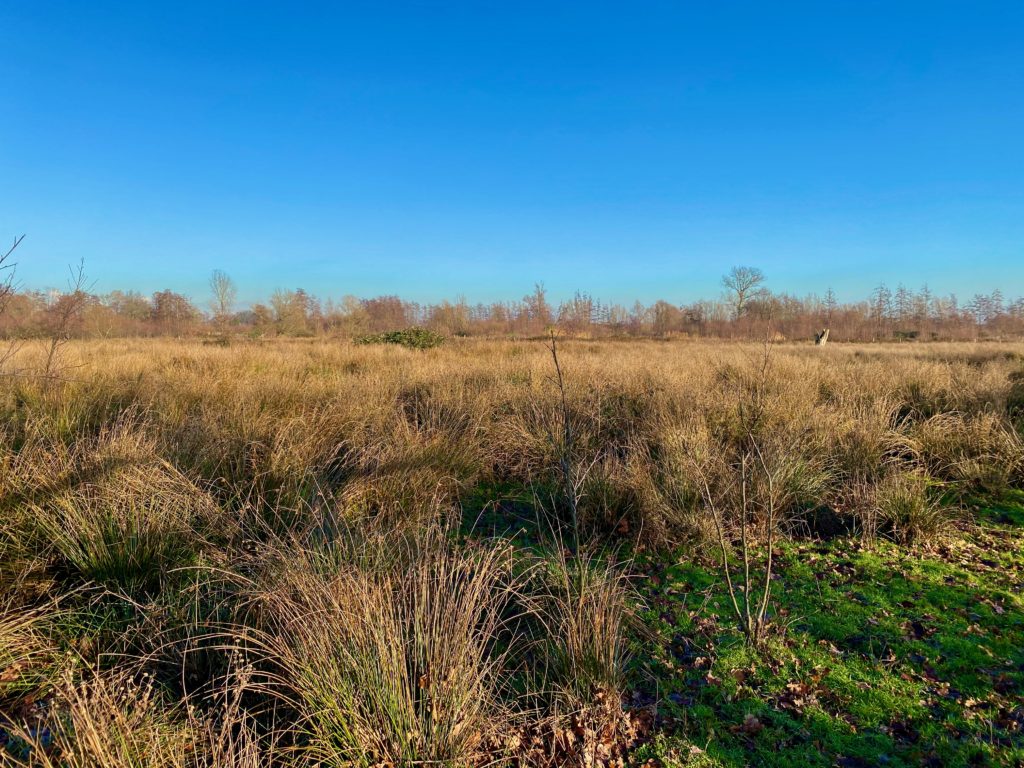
[26,461,229,598]
[4,669,193,768]
[875,471,956,547]
[902,412,1024,494]
[0,598,58,708]
[540,547,633,708]
[2,666,266,768]
[252,524,520,766]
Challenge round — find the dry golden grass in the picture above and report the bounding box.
[0,336,1022,765]
[4,336,1019,532]
[252,524,520,765]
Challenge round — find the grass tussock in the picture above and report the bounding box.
[541,548,633,707]
[875,471,956,547]
[2,667,263,768]
[28,461,229,598]
[255,525,519,766]
[29,670,192,768]
[0,599,58,708]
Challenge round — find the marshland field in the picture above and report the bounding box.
[1,336,1023,767]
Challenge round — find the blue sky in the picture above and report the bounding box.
[3,1,1023,306]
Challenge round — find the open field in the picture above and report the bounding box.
[1,337,1023,766]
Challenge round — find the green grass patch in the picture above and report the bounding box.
[628,498,1024,766]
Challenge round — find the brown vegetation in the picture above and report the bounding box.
[2,271,1023,342]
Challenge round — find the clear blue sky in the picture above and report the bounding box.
[3,1,1023,306]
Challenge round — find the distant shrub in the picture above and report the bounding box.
[893,330,920,341]
[356,327,444,350]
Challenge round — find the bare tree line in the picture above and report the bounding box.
[1,263,1022,342]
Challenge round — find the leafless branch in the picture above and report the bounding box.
[42,258,92,386]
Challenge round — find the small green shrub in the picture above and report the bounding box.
[355,327,444,350]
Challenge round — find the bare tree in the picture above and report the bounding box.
[722,266,766,319]
[525,282,553,331]
[694,330,780,648]
[0,235,25,373]
[0,235,23,312]
[823,287,837,323]
[152,289,199,335]
[535,331,601,544]
[42,259,91,384]
[697,447,778,648]
[209,269,237,327]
